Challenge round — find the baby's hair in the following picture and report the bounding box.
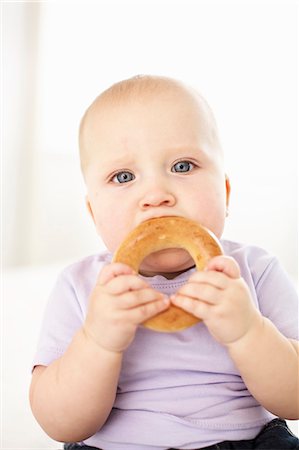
[79,74,221,175]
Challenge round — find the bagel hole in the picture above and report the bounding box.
[138,247,196,279]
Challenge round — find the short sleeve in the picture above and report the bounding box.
[31,270,86,369]
[31,253,111,370]
[222,240,298,341]
[255,257,298,340]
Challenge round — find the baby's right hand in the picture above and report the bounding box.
[83,263,170,353]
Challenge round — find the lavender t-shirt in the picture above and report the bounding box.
[32,240,298,449]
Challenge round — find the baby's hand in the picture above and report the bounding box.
[83,263,170,353]
[171,256,262,346]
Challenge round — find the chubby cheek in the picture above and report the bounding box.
[206,206,226,238]
[93,207,133,253]
[208,195,227,237]
[189,185,227,238]
[86,189,132,253]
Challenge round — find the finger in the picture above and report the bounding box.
[117,288,166,309]
[188,270,229,290]
[205,256,240,279]
[171,294,210,320]
[128,297,171,325]
[176,282,221,305]
[98,263,136,285]
[104,274,149,295]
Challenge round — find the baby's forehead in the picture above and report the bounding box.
[79,76,221,172]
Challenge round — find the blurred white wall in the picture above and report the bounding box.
[3,0,298,279]
[3,3,40,266]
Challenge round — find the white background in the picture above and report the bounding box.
[3,0,298,278]
[2,1,298,448]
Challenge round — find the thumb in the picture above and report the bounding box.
[205,255,240,279]
[98,262,136,285]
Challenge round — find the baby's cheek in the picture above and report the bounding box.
[202,196,227,238]
[96,215,131,253]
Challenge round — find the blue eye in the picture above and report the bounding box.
[112,171,135,184]
[172,161,194,173]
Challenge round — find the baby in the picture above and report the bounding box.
[30,75,299,450]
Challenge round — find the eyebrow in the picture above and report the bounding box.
[164,145,203,153]
[100,145,212,171]
[168,144,223,159]
[100,154,136,171]
[163,145,210,159]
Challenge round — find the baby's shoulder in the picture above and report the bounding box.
[59,251,113,284]
[220,238,278,282]
[221,238,274,262]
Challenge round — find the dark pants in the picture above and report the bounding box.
[64,418,299,449]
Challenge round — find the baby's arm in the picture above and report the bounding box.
[30,263,170,442]
[171,256,299,419]
[227,304,298,419]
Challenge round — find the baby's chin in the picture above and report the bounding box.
[139,248,195,279]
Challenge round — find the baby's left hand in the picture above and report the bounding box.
[171,256,262,346]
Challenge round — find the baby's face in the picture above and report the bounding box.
[84,89,230,276]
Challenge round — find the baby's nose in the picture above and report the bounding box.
[139,188,176,209]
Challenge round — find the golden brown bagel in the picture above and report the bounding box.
[113,216,223,332]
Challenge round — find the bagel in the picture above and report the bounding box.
[113,216,223,332]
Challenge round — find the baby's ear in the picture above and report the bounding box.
[85,195,95,224]
[225,174,231,209]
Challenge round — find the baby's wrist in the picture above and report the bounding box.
[80,326,124,358]
[226,311,264,354]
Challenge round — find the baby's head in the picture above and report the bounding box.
[79,75,230,276]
